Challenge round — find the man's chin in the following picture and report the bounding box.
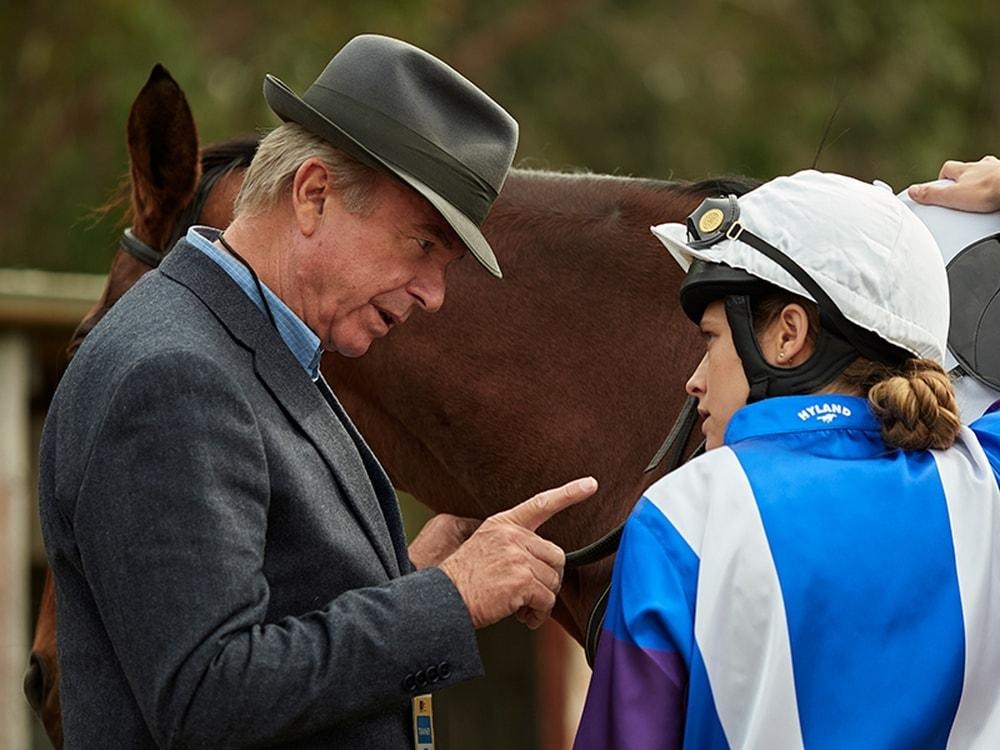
[336,343,373,358]
[330,335,376,358]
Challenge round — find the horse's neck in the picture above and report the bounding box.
[328,171,709,639]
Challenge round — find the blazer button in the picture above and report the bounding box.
[426,665,439,683]
[438,661,451,679]
[402,673,417,692]
[415,669,428,688]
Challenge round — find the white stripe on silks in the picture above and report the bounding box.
[934,427,1000,749]
[647,448,805,750]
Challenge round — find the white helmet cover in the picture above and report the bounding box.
[653,170,950,362]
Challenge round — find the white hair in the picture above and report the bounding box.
[234,122,380,217]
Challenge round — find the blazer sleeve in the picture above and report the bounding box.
[70,349,482,747]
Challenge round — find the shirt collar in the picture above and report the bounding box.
[725,394,878,445]
[186,226,323,381]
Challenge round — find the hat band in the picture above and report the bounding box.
[304,85,498,225]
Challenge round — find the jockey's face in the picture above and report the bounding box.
[685,300,750,450]
[685,298,817,448]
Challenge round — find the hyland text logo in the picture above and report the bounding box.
[797,402,852,423]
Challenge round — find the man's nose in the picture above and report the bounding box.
[411,263,447,313]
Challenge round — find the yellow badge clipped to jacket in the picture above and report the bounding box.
[412,694,434,750]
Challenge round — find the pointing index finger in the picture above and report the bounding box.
[499,477,598,532]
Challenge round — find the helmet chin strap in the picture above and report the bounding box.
[725,295,860,403]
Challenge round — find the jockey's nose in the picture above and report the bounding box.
[686,353,708,397]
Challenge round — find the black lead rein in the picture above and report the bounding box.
[567,395,704,666]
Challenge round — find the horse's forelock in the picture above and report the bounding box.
[683,174,764,198]
[199,135,259,174]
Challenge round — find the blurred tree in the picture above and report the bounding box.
[1,0,996,272]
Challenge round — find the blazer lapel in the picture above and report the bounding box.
[253,348,401,578]
[159,243,401,578]
[315,374,410,574]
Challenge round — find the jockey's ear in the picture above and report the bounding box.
[762,302,814,367]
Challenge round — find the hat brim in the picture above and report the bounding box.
[264,74,502,278]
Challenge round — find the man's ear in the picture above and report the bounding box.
[291,158,330,236]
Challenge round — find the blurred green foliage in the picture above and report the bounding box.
[1,0,997,273]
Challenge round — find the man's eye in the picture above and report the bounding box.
[417,238,433,252]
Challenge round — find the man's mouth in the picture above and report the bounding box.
[375,306,404,330]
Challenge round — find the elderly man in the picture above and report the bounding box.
[39,35,595,748]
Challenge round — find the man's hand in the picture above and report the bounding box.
[409,514,481,570]
[907,155,1000,213]
[438,477,598,630]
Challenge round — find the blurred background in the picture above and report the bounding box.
[3,0,998,272]
[1,0,997,747]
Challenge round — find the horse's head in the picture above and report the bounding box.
[28,64,255,747]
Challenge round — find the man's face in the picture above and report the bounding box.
[296,174,465,357]
[685,299,751,450]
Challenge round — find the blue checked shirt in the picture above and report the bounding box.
[187,226,322,380]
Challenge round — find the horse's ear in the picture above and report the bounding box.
[126,63,200,247]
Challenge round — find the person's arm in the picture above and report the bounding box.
[907,155,1000,212]
[573,496,697,750]
[73,350,482,747]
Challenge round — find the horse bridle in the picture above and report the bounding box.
[566,396,704,666]
[120,227,165,268]
[118,156,245,268]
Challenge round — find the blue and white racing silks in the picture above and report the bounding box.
[574,394,1000,750]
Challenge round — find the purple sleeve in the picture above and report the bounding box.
[573,498,698,749]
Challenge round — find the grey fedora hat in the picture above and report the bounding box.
[263,34,518,278]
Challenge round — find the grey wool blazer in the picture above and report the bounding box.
[39,241,483,748]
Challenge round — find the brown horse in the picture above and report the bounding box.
[25,64,757,746]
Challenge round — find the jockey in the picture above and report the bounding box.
[574,170,1000,749]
